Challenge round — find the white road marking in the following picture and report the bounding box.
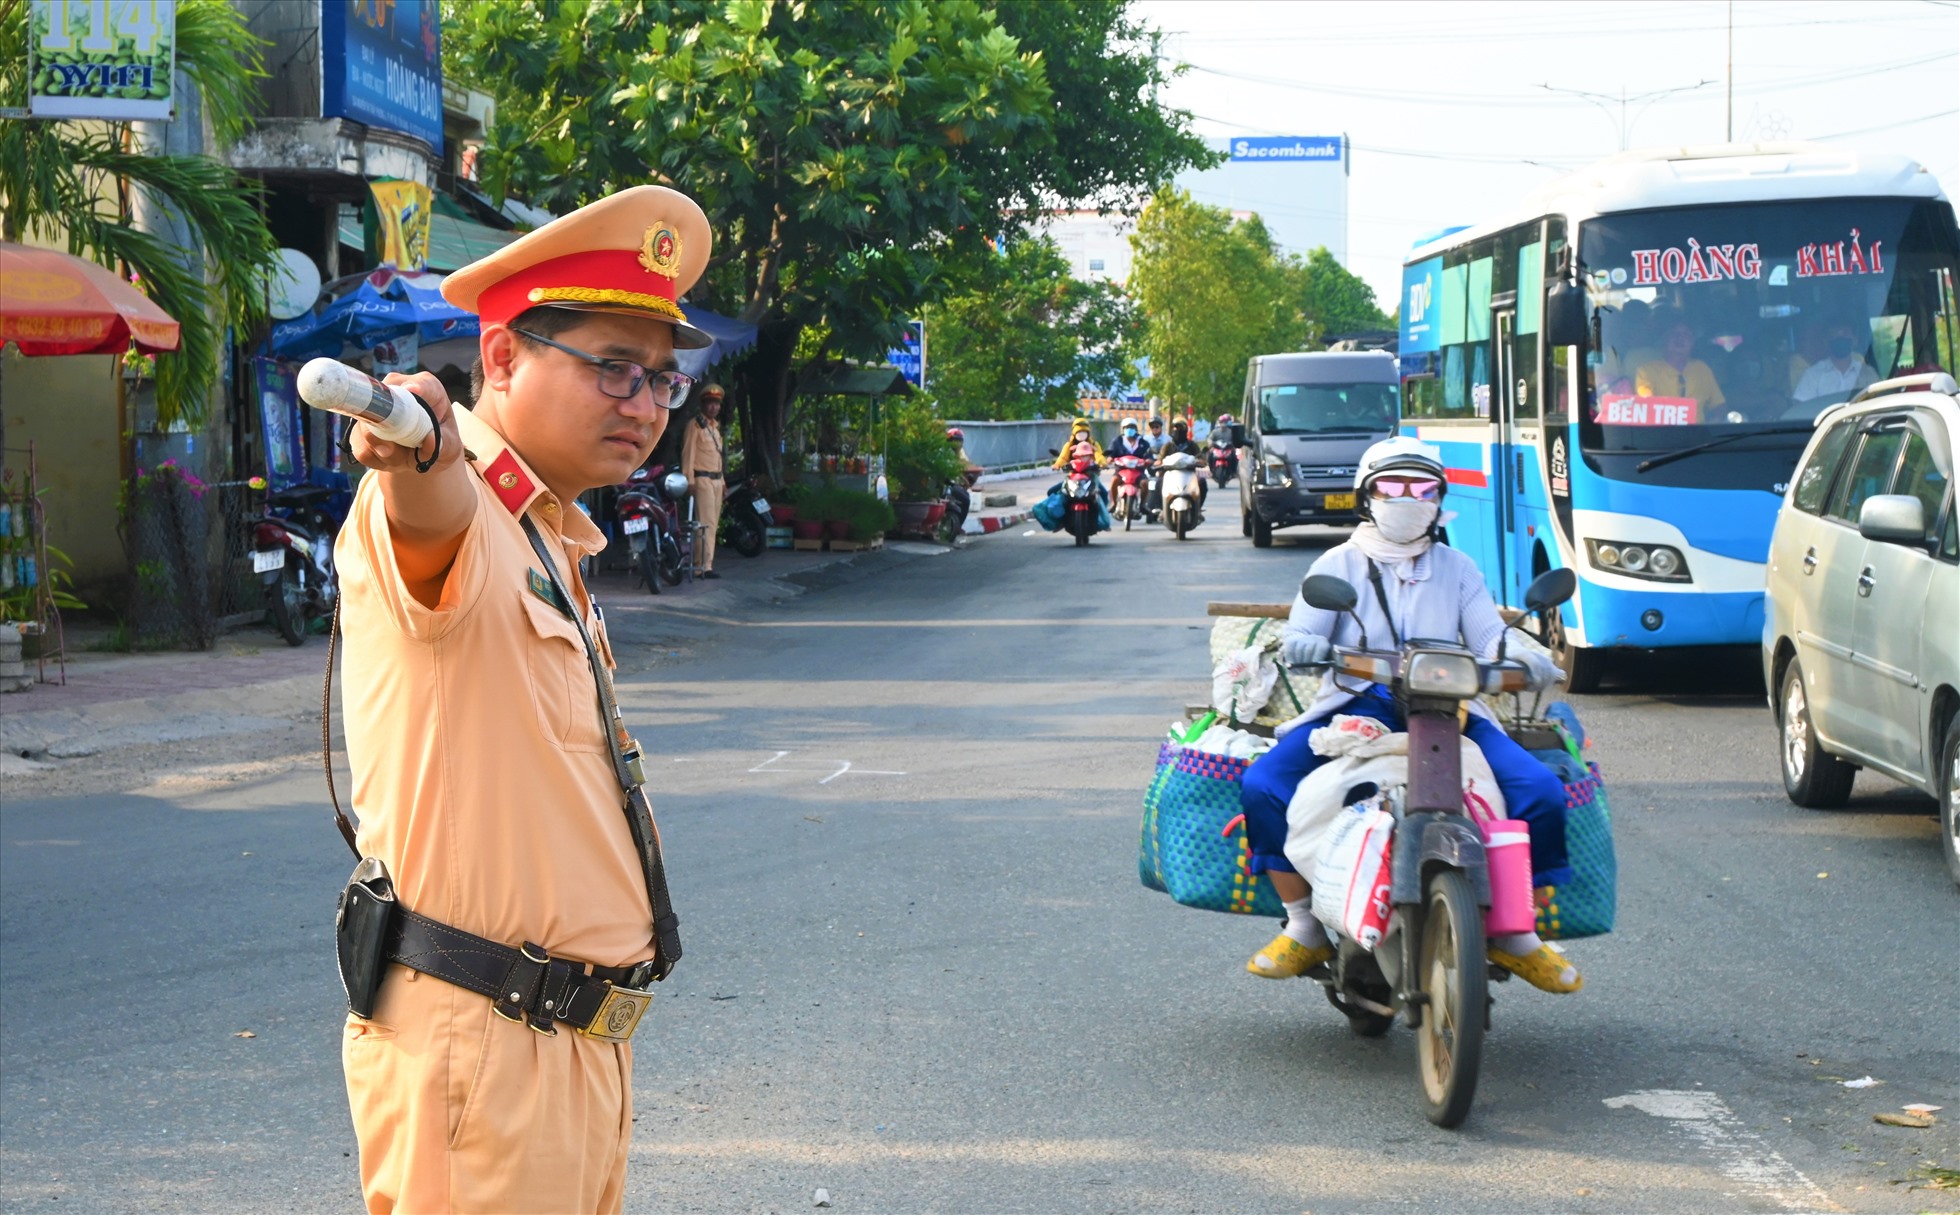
[746,751,905,785]
[1604,1090,1837,1212]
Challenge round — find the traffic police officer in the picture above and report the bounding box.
[336,185,709,1213]
[680,382,726,577]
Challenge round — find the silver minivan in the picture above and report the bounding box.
[1236,351,1400,547]
[1762,374,1960,886]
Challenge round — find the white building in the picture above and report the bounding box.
[1039,210,1138,284]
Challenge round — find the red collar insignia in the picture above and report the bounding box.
[481,449,536,516]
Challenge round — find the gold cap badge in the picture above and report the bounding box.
[639,224,682,277]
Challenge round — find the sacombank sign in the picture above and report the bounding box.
[1230,137,1343,163]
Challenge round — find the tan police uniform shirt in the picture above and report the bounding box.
[337,406,651,1214]
[679,414,723,480]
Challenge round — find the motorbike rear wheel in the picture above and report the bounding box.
[1324,985,1395,1038]
[1416,870,1486,1128]
[635,541,661,595]
[270,563,308,647]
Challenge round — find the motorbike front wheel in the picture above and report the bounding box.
[657,532,687,585]
[269,563,308,647]
[725,511,766,558]
[1416,870,1487,1128]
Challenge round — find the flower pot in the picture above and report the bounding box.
[770,503,798,525]
[792,520,825,541]
[823,519,852,541]
[923,502,947,528]
[891,501,932,536]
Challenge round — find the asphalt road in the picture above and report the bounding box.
[4,515,1956,1214]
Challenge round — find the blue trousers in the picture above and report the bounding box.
[1239,688,1572,885]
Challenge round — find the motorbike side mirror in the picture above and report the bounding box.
[1545,280,1588,348]
[1523,567,1576,613]
[1302,574,1358,613]
[1048,448,1060,457]
[1302,574,1368,651]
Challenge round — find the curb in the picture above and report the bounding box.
[964,509,1033,535]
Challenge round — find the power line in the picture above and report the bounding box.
[1811,107,1960,140]
[1162,9,1952,47]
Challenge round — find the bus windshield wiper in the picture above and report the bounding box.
[1634,424,1816,474]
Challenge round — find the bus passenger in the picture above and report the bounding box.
[1787,322,1828,394]
[1600,299,1659,393]
[1635,321,1726,414]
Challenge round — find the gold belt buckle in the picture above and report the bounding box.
[579,982,653,1043]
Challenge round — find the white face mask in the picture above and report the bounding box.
[1371,497,1440,544]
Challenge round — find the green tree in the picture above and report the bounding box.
[1295,245,1392,339]
[926,236,1139,420]
[0,0,279,430]
[440,0,1207,478]
[1129,188,1301,415]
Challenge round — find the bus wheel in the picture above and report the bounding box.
[1546,608,1604,693]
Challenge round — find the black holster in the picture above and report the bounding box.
[335,856,398,1018]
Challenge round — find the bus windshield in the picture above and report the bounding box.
[1258,382,1400,435]
[1580,198,1959,466]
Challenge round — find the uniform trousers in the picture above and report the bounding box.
[1238,687,1573,886]
[692,477,723,571]
[345,965,632,1214]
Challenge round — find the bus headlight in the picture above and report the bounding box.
[1405,650,1480,699]
[1586,538,1691,582]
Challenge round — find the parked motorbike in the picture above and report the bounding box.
[251,484,341,646]
[935,477,972,544]
[720,468,771,559]
[1062,455,1103,546]
[1109,455,1151,530]
[1208,437,1239,488]
[616,466,690,593]
[1158,451,1205,540]
[1293,566,1577,1128]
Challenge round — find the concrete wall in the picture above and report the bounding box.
[944,419,1120,470]
[0,349,125,605]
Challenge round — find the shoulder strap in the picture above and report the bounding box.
[1365,558,1403,648]
[325,595,358,859]
[521,515,682,979]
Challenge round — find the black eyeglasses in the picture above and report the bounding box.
[512,329,694,409]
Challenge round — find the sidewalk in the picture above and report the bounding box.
[0,503,1027,772]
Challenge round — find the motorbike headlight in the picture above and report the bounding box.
[1586,538,1691,582]
[1405,650,1480,699]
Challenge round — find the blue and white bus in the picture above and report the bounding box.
[1397,144,1959,689]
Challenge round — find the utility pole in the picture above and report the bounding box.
[1726,1,1734,142]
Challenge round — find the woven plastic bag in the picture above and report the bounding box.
[1528,747,1616,940]
[1206,617,1320,729]
[1212,645,1279,722]
[1138,742,1283,916]
[1310,800,1396,950]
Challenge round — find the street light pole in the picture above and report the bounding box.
[1726,1,1734,142]
[1538,79,1718,152]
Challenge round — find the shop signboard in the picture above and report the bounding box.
[886,319,925,388]
[320,0,444,156]
[256,359,306,490]
[27,0,178,121]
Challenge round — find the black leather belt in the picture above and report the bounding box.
[694,470,722,480]
[389,910,658,1042]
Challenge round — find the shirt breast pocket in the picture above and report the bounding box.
[519,591,608,754]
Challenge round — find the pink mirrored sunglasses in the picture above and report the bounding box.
[1370,475,1443,501]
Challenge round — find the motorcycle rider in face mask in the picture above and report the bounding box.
[1106,419,1152,501]
[1236,437,1582,994]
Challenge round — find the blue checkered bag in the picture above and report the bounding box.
[1528,748,1616,940]
[1139,743,1284,916]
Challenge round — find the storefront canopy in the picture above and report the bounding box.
[337,210,520,274]
[0,243,181,356]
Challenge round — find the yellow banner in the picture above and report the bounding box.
[368,179,432,272]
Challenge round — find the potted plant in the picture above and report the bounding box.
[884,400,970,536]
[848,495,896,543]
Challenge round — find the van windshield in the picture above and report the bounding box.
[1258,382,1400,435]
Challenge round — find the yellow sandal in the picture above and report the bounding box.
[1487,943,1583,993]
[1247,932,1334,979]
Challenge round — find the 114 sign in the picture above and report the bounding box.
[28,0,177,121]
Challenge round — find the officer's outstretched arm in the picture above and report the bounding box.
[351,370,474,609]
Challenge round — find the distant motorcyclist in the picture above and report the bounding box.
[1106,419,1152,499]
[1052,420,1105,470]
[1236,437,1581,994]
[1143,415,1167,454]
[1154,420,1208,506]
